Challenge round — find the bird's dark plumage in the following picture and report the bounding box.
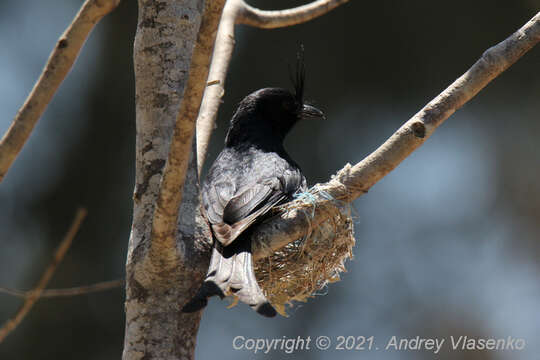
[182,71,324,317]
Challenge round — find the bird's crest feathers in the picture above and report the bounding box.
[290,45,306,105]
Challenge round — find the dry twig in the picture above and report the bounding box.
[0,0,120,183]
[0,208,87,343]
[237,0,350,29]
[0,279,122,299]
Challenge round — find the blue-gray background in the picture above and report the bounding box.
[1,0,539,359]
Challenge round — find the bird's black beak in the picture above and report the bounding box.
[301,104,326,120]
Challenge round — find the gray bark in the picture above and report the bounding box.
[123,1,212,359]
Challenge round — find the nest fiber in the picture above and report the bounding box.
[253,187,355,316]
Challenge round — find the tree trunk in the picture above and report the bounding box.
[123,1,211,359]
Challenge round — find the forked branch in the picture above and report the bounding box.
[147,0,226,270]
[0,208,87,343]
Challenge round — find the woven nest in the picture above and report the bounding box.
[252,188,355,316]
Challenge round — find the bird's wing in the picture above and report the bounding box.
[222,182,281,223]
[210,180,287,247]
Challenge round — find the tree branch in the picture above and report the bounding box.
[196,0,350,175]
[0,279,122,299]
[148,0,226,271]
[0,0,120,183]
[237,0,350,29]
[252,12,540,259]
[0,208,87,343]
[196,0,242,174]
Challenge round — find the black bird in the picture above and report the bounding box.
[182,68,325,317]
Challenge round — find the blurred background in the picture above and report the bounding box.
[0,0,539,359]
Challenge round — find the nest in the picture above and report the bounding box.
[253,188,355,316]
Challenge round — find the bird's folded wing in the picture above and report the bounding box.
[212,182,286,246]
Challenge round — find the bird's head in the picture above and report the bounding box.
[225,56,325,147]
[225,87,325,147]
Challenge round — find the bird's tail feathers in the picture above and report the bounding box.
[182,238,276,318]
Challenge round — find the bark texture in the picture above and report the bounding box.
[124,1,212,359]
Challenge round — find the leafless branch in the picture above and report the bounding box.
[196,0,242,175]
[0,279,122,299]
[0,0,120,183]
[252,12,540,258]
[0,208,87,343]
[238,0,350,29]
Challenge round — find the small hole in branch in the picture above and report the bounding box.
[411,122,426,138]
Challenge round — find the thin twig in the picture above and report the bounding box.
[0,279,123,299]
[252,11,540,259]
[196,0,350,175]
[149,0,226,270]
[0,0,121,183]
[238,0,350,29]
[0,208,87,343]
